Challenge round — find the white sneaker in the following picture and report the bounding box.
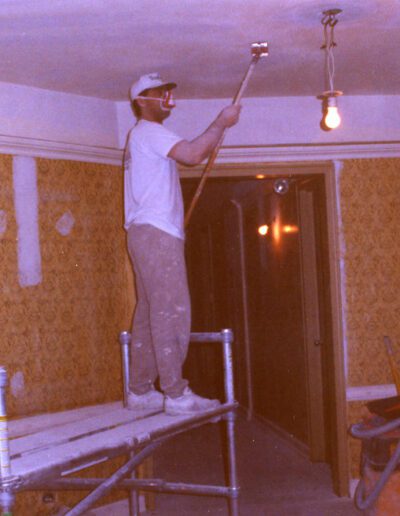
[164,387,220,416]
[126,387,164,411]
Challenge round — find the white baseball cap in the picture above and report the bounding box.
[129,73,177,101]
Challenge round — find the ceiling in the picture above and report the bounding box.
[0,0,398,101]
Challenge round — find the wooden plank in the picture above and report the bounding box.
[11,412,188,478]
[9,405,232,482]
[9,402,122,438]
[10,406,161,458]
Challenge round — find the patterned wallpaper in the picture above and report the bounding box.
[340,158,400,482]
[340,158,400,387]
[0,156,131,418]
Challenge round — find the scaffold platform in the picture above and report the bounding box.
[0,329,239,516]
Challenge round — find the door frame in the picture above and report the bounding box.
[181,160,349,496]
[298,187,327,462]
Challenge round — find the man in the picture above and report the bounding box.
[124,72,241,415]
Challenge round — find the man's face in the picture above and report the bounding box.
[138,86,174,122]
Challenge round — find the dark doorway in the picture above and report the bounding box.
[182,169,334,469]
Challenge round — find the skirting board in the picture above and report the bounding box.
[346,384,397,402]
[251,412,309,459]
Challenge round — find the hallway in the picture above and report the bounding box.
[95,414,360,515]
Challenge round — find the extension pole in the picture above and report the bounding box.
[184,42,268,228]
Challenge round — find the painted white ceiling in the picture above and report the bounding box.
[0,0,398,101]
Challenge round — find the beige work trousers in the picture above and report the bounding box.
[127,223,190,398]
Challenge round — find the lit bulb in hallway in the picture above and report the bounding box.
[282,225,299,234]
[258,224,269,236]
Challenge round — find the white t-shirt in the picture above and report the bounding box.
[124,120,184,239]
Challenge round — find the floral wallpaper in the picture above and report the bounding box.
[340,158,400,387]
[340,158,400,480]
[0,154,135,513]
[0,156,131,417]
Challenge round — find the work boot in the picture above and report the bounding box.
[126,386,164,411]
[164,387,220,416]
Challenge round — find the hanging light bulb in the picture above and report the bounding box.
[323,93,342,129]
[318,9,343,131]
[325,107,340,129]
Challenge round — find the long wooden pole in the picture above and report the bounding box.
[184,45,267,228]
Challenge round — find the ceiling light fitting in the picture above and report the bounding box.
[318,8,343,131]
[273,178,290,195]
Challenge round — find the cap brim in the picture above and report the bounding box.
[138,81,177,96]
[163,81,177,90]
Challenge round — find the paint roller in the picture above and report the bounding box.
[184,41,269,228]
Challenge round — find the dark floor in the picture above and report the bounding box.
[146,415,361,515]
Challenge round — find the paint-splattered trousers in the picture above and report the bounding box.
[127,223,190,398]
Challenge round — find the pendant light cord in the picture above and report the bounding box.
[321,13,338,92]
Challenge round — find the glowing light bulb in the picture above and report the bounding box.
[324,106,341,129]
[258,224,269,236]
[282,225,299,234]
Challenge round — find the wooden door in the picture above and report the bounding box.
[298,187,326,461]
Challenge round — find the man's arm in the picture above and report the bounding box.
[168,105,241,166]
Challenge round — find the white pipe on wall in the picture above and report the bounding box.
[13,155,42,287]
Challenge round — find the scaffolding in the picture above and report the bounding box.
[0,329,239,515]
